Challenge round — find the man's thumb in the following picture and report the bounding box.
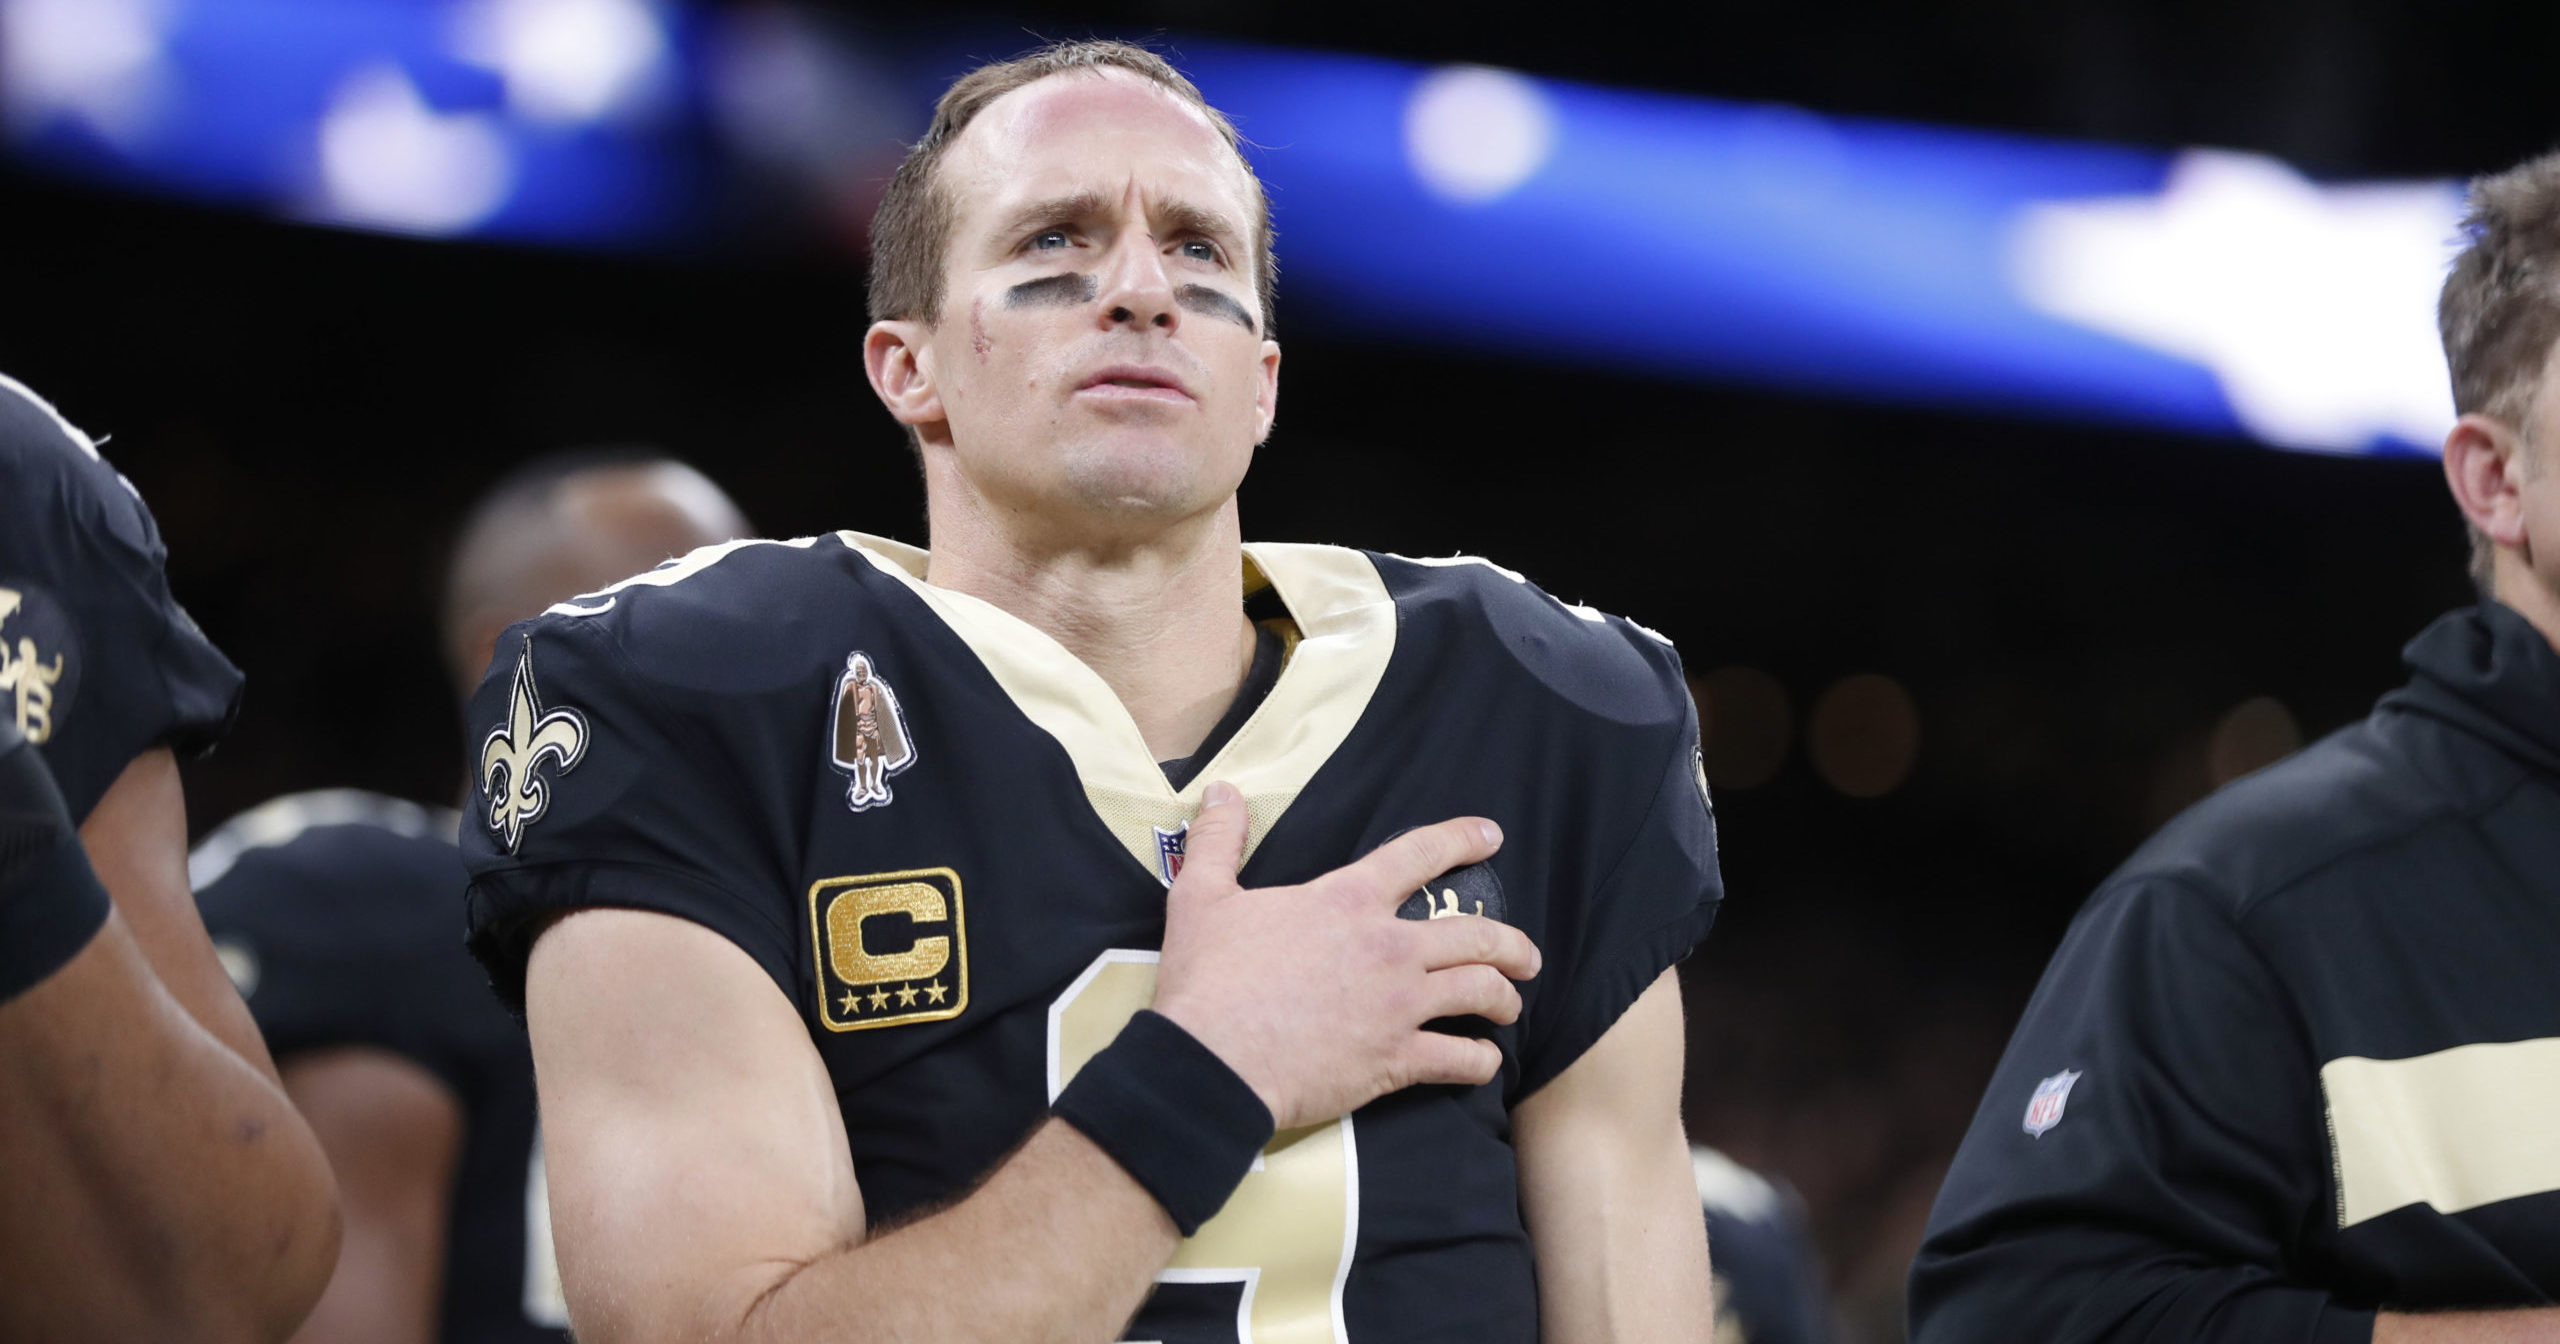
[1171,780,1248,896]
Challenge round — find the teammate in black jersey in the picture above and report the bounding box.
[1691,1149,1831,1344]
[195,453,750,1344]
[464,41,1722,1344]
[0,371,339,1338]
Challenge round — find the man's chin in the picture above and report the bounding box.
[1061,477,1216,523]
[1057,441,1237,514]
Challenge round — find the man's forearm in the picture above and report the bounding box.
[732,1121,1179,1344]
[0,913,341,1342]
[2378,1310,2560,1343]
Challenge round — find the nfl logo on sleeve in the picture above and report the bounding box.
[2023,1069,2081,1137]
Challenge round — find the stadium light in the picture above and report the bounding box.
[0,0,2467,456]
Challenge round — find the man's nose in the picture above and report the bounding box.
[1094,231,1178,333]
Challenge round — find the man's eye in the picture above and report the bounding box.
[1030,229,1071,251]
[1178,239,1221,263]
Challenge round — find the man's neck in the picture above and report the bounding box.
[922,486,1258,767]
[2493,554,2560,655]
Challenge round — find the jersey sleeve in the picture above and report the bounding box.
[1907,877,2373,1344]
[0,725,113,1005]
[0,375,241,823]
[461,616,802,1015]
[1511,645,1723,1100]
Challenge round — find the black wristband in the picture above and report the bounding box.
[0,734,111,1005]
[1052,1009,1276,1236]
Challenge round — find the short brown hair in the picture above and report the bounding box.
[2441,151,2560,587]
[867,40,1276,331]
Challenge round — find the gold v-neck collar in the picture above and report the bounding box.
[836,532,1396,880]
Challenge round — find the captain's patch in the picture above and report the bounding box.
[809,868,967,1032]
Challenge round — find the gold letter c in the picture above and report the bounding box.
[828,882,951,984]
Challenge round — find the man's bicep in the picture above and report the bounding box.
[279,1048,463,1344]
[526,906,864,1344]
[81,747,279,1078]
[1515,970,1714,1344]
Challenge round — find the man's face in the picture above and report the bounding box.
[895,71,1279,531]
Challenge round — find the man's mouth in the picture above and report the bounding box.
[1076,366,1195,403]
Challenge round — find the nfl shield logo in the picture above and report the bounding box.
[1155,825,1187,887]
[2023,1069,2081,1138]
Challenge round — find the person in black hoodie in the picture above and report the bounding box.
[1909,155,2560,1343]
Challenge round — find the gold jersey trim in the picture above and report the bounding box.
[834,532,1396,880]
[2322,1036,2560,1227]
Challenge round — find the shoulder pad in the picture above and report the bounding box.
[1691,1145,1785,1222]
[1375,551,1690,731]
[0,372,155,557]
[190,789,458,891]
[0,372,104,465]
[0,373,241,817]
[191,790,463,956]
[519,534,884,697]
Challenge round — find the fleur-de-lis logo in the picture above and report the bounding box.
[479,635,588,854]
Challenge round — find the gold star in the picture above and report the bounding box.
[924,981,948,1005]
[896,984,920,1007]
[838,991,862,1015]
[868,988,892,1011]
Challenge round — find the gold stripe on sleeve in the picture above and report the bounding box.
[2323,1037,2560,1227]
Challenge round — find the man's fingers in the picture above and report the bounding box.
[1400,1032,1504,1089]
[1350,817,1502,905]
[1169,780,1249,897]
[1415,915,1541,981]
[1421,963,1524,1027]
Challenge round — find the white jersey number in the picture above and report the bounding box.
[524,1129,570,1328]
[1049,951,1359,1344]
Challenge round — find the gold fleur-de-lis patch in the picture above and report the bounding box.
[479,635,588,854]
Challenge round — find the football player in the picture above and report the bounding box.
[1691,1148,1832,1344]
[0,372,340,1339]
[464,41,1723,1344]
[193,451,752,1344]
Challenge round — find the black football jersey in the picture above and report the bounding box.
[462,532,1722,1344]
[193,791,569,1344]
[0,372,241,823]
[1692,1148,1832,1344]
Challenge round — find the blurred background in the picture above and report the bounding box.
[4,0,2547,1337]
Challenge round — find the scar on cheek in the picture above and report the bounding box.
[1004,273,1096,309]
[1177,285,1257,332]
[969,296,991,360]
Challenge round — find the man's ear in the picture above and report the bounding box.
[865,320,944,430]
[2444,412,2532,549]
[1254,338,1282,445]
